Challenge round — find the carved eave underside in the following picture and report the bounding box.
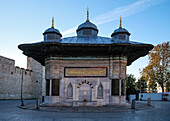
[18,42,153,66]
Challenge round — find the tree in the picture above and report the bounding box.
[136,76,148,93]
[140,41,170,93]
[126,74,136,95]
[165,81,170,92]
[148,80,157,93]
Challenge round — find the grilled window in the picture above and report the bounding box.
[52,79,60,96]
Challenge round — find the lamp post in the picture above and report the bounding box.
[140,78,142,100]
[21,69,25,106]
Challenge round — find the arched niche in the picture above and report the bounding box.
[67,83,73,98]
[97,82,103,98]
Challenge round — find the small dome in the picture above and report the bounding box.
[111,27,130,37]
[76,7,98,36]
[77,21,98,32]
[111,17,130,37]
[43,27,62,37]
[76,21,98,36]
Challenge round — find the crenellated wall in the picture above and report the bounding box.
[0,55,44,99]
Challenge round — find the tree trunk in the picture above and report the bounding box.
[161,84,164,101]
[162,84,164,93]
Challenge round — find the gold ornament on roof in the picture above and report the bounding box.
[52,16,54,28]
[86,6,89,22]
[119,16,122,28]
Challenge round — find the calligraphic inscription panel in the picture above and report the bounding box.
[64,67,107,78]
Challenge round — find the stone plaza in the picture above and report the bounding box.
[0,100,170,121]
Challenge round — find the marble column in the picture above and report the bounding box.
[119,56,121,103]
[49,79,52,96]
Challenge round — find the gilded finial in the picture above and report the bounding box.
[52,16,54,28]
[86,6,89,22]
[119,16,122,28]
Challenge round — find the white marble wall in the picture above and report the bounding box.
[44,56,127,106]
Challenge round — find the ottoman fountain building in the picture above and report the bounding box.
[18,10,153,106]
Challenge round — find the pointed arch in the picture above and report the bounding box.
[97,82,103,98]
[67,83,73,98]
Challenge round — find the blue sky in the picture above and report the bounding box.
[0,0,169,79]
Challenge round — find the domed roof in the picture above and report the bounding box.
[76,7,98,36]
[111,27,130,37]
[43,17,62,37]
[111,17,130,37]
[76,21,98,32]
[18,14,154,67]
[43,27,62,37]
[113,27,129,33]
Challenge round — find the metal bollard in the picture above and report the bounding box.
[148,97,151,106]
[42,96,44,102]
[36,98,40,109]
[131,99,136,109]
[21,98,24,106]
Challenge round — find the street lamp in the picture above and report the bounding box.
[21,69,26,106]
[140,78,142,100]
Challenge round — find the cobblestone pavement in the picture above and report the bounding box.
[0,100,170,121]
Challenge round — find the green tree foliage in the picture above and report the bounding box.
[126,74,136,95]
[140,41,170,92]
[136,76,148,93]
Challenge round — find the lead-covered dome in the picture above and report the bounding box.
[76,8,98,36]
[111,27,130,37]
[43,27,62,37]
[76,21,98,36]
[111,17,130,41]
[77,21,98,31]
[43,17,62,41]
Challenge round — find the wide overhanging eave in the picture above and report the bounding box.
[18,42,154,66]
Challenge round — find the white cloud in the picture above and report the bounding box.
[62,27,77,36]
[62,0,166,36]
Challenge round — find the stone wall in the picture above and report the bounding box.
[27,57,44,98]
[0,54,127,105]
[0,55,43,99]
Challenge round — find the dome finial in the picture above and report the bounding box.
[86,6,89,22]
[119,16,122,28]
[52,16,54,28]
